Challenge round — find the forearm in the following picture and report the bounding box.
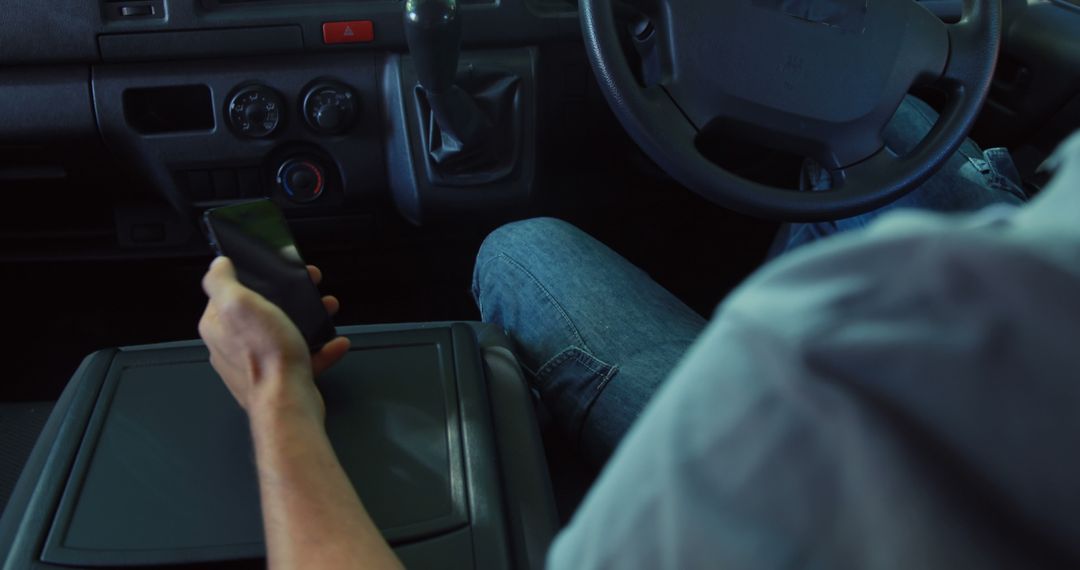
[250,396,403,570]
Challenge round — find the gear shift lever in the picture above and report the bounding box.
[404,0,501,171]
[404,0,462,96]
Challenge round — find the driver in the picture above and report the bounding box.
[199,97,1080,568]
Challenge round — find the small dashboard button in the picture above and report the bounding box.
[323,21,374,45]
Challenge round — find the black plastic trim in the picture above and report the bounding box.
[0,350,116,570]
[99,26,304,62]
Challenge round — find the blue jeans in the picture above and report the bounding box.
[771,96,1027,255]
[471,96,1026,465]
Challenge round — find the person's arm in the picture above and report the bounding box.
[199,257,403,570]
[249,399,404,570]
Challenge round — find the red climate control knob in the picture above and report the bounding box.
[276,159,325,203]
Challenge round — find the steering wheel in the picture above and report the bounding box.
[580,0,1001,221]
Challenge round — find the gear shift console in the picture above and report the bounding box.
[404,0,522,185]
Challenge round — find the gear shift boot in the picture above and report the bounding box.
[404,0,523,187]
[416,70,522,185]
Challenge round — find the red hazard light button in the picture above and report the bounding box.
[322,21,374,44]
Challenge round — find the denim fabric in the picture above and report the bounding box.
[472,218,707,464]
[473,96,1026,466]
[771,96,1027,257]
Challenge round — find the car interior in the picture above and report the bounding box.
[0,0,1077,567]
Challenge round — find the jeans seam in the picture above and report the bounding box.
[576,349,612,374]
[593,364,619,394]
[474,290,486,321]
[470,269,485,320]
[537,348,578,379]
[988,175,1026,202]
[906,100,1023,203]
[983,149,1027,202]
[969,156,1028,203]
[489,251,592,354]
[575,364,620,450]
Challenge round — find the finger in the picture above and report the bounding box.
[322,295,340,316]
[312,336,351,377]
[197,305,216,343]
[306,265,323,286]
[202,257,238,298]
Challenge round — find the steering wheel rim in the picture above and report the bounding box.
[581,0,1002,222]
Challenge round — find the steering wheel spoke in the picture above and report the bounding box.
[831,147,903,193]
[612,1,675,89]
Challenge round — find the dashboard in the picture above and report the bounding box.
[0,0,1076,260]
[0,0,570,259]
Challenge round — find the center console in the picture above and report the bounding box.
[0,323,558,569]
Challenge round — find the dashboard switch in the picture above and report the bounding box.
[302,81,359,135]
[323,21,374,44]
[104,1,163,21]
[120,5,155,17]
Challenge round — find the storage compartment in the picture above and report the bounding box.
[123,85,215,134]
[0,323,556,569]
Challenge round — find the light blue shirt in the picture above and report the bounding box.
[549,133,1080,569]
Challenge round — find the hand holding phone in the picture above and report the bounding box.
[203,200,337,351]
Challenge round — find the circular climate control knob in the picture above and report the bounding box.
[276,158,326,203]
[227,85,284,138]
[302,81,358,135]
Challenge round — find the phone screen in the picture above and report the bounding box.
[203,200,336,351]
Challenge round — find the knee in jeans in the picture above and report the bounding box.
[473,217,581,295]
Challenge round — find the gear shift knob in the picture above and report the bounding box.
[404,0,462,95]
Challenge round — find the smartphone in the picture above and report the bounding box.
[202,199,336,352]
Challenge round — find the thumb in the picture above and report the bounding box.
[312,336,351,377]
[202,257,239,298]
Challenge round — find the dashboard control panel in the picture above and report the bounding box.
[92,53,382,217]
[224,81,360,139]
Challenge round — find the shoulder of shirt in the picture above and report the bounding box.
[718,203,1080,343]
[1012,130,1080,234]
